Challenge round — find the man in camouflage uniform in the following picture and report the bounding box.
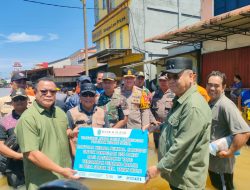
[150,72,175,148]
[116,68,150,129]
[98,72,129,128]
[0,72,34,118]
[135,71,152,100]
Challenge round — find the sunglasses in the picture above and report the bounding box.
[14,79,26,84]
[13,96,28,102]
[81,92,95,97]
[40,89,57,95]
[166,72,184,81]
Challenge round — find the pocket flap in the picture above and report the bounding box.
[168,116,179,127]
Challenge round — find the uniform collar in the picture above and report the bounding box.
[12,110,21,120]
[79,104,97,116]
[208,93,225,108]
[103,92,113,98]
[176,85,197,105]
[33,100,55,115]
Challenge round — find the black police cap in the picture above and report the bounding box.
[11,72,27,82]
[80,83,96,94]
[165,57,193,74]
[38,179,89,190]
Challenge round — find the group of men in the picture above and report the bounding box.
[0,57,250,190]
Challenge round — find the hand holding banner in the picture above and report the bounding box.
[73,128,148,183]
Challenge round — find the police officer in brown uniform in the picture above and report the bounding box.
[0,72,34,118]
[66,83,108,155]
[116,68,150,129]
[150,72,175,148]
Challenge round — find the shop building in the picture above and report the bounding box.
[92,0,201,80]
[145,1,250,87]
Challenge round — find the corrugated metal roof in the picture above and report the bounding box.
[145,5,250,45]
[53,65,83,77]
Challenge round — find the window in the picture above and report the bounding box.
[94,0,99,23]
[96,41,101,52]
[214,0,250,16]
[110,31,116,48]
[120,28,123,49]
[103,0,107,9]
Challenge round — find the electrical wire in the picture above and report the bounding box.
[22,0,102,10]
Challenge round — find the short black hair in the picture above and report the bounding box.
[207,71,227,86]
[35,77,55,90]
[96,71,104,76]
[234,74,241,81]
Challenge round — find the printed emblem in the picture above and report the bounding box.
[97,129,101,135]
[19,73,25,77]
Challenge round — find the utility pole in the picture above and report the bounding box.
[82,0,89,75]
[177,0,180,29]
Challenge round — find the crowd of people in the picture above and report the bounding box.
[0,57,250,190]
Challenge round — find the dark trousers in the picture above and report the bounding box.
[209,170,234,190]
[170,184,182,190]
[153,132,160,149]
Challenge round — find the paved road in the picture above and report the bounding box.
[0,88,11,97]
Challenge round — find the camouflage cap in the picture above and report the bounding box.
[10,88,28,99]
[135,71,145,77]
[103,72,116,81]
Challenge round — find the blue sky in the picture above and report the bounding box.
[0,0,95,79]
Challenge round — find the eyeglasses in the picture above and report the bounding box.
[40,89,57,95]
[12,96,28,102]
[81,92,95,97]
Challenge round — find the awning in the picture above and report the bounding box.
[145,5,250,45]
[88,49,131,63]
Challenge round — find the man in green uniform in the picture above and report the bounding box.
[147,57,212,190]
[98,72,129,128]
[15,77,78,190]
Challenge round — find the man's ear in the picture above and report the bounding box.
[192,72,197,80]
[222,84,227,90]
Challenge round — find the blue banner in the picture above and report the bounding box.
[73,128,148,183]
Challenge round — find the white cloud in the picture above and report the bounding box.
[6,32,43,43]
[48,33,59,41]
